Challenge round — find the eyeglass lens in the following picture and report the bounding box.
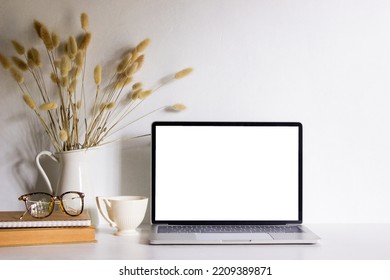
[25,193,54,218]
[61,192,83,216]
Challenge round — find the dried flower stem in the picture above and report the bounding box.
[1,13,191,151]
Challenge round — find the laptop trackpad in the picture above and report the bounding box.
[195,233,273,241]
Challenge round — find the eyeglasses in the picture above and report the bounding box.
[18,191,85,220]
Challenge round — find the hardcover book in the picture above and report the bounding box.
[0,226,96,247]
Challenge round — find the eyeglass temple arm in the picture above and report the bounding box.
[19,209,29,220]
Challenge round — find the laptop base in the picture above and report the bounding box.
[149,225,320,245]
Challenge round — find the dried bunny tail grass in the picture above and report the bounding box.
[130,48,139,63]
[22,95,36,110]
[76,100,82,109]
[115,76,133,89]
[60,54,71,77]
[54,60,61,68]
[50,72,60,84]
[11,40,25,55]
[39,101,58,111]
[40,25,54,50]
[69,79,77,93]
[136,38,151,53]
[79,32,92,50]
[74,66,82,77]
[106,102,116,111]
[27,58,35,68]
[81,13,89,31]
[125,62,138,77]
[59,129,68,142]
[68,67,81,79]
[131,88,142,100]
[63,42,68,54]
[174,67,193,79]
[94,64,101,85]
[116,53,132,73]
[169,103,187,111]
[99,102,107,111]
[134,55,144,70]
[33,20,44,38]
[75,50,84,67]
[132,82,142,90]
[68,67,79,79]
[9,67,24,84]
[52,32,60,49]
[68,36,78,58]
[11,56,28,71]
[60,76,69,87]
[0,53,11,70]
[138,90,153,99]
[27,48,42,67]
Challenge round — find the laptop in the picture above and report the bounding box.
[149,122,320,244]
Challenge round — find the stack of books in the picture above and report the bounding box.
[0,211,95,247]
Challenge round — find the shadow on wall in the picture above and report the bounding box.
[120,137,152,223]
[0,110,55,195]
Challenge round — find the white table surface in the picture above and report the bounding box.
[1,223,390,260]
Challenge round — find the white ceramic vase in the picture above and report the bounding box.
[35,145,120,225]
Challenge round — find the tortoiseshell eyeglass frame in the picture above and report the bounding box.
[18,191,85,220]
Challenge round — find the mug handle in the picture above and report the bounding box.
[96,196,117,227]
[35,151,59,195]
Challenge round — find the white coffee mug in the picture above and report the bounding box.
[96,196,148,236]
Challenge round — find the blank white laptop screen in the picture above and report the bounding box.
[152,122,302,223]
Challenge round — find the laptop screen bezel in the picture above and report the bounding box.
[151,121,303,225]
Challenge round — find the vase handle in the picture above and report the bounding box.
[96,196,117,228]
[35,151,59,195]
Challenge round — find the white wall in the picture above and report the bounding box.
[1,0,390,223]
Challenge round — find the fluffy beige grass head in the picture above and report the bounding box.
[33,20,44,38]
[52,32,60,49]
[81,13,89,31]
[107,102,116,111]
[116,53,132,73]
[59,130,68,142]
[23,95,36,110]
[0,53,11,70]
[10,67,24,84]
[11,40,25,55]
[27,48,42,68]
[79,32,92,50]
[169,103,186,111]
[138,90,152,99]
[136,38,150,53]
[132,82,142,90]
[12,56,28,71]
[40,25,54,50]
[75,51,84,67]
[174,68,193,79]
[125,62,138,77]
[39,101,58,111]
[60,54,71,77]
[94,64,101,85]
[69,79,77,93]
[68,36,78,58]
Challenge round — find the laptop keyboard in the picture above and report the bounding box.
[157,225,303,234]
